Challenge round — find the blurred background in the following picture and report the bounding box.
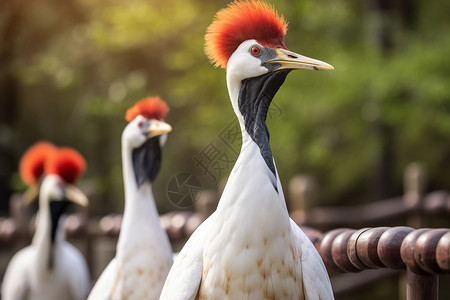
[0,0,450,299]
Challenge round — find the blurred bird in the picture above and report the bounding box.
[1,142,90,300]
[88,97,173,300]
[160,1,334,299]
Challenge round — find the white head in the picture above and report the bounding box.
[205,1,334,191]
[39,174,88,207]
[122,115,172,149]
[123,97,172,186]
[206,1,333,115]
[36,147,88,257]
[227,39,271,82]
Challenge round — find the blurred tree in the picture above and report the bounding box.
[0,0,24,210]
[0,0,449,216]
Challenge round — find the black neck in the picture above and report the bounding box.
[238,69,290,192]
[49,200,68,270]
[132,137,161,187]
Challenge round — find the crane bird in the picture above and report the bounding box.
[160,1,335,299]
[88,97,173,300]
[2,142,90,300]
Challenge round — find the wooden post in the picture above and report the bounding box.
[406,270,438,300]
[402,162,427,300]
[400,229,444,300]
[288,174,318,213]
[9,193,32,250]
[403,162,427,228]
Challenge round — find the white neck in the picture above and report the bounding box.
[218,74,287,212]
[226,72,253,146]
[117,141,165,248]
[32,192,65,274]
[110,133,173,298]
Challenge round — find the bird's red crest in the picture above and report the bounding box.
[45,148,86,184]
[125,97,169,122]
[19,142,57,186]
[205,0,288,69]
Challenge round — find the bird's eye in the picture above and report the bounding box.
[138,121,143,127]
[251,46,261,56]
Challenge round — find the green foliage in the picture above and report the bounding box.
[2,0,450,212]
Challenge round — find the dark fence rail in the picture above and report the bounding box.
[292,190,450,231]
[2,213,449,299]
[317,226,450,300]
[2,191,446,245]
[290,163,450,231]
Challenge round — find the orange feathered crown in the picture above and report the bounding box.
[19,141,57,186]
[20,142,86,186]
[205,0,288,69]
[125,96,170,122]
[45,147,86,184]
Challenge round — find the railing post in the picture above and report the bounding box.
[400,228,447,300]
[288,174,318,214]
[9,193,32,250]
[406,269,438,300]
[402,162,427,300]
[403,162,427,228]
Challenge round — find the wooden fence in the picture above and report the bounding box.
[0,162,449,299]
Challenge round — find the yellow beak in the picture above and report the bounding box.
[146,120,172,139]
[65,184,88,207]
[23,185,39,205]
[267,48,334,71]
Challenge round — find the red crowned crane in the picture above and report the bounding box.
[1,142,90,300]
[88,97,173,300]
[160,1,334,299]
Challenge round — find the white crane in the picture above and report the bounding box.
[160,1,335,299]
[88,97,173,300]
[2,143,90,300]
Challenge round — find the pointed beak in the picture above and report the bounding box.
[64,184,88,207]
[146,120,172,139]
[23,185,39,205]
[267,48,334,71]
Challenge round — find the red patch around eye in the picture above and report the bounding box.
[251,46,261,55]
[138,121,143,127]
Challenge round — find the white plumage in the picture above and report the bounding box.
[162,140,333,299]
[88,107,173,300]
[1,174,90,300]
[160,2,335,296]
